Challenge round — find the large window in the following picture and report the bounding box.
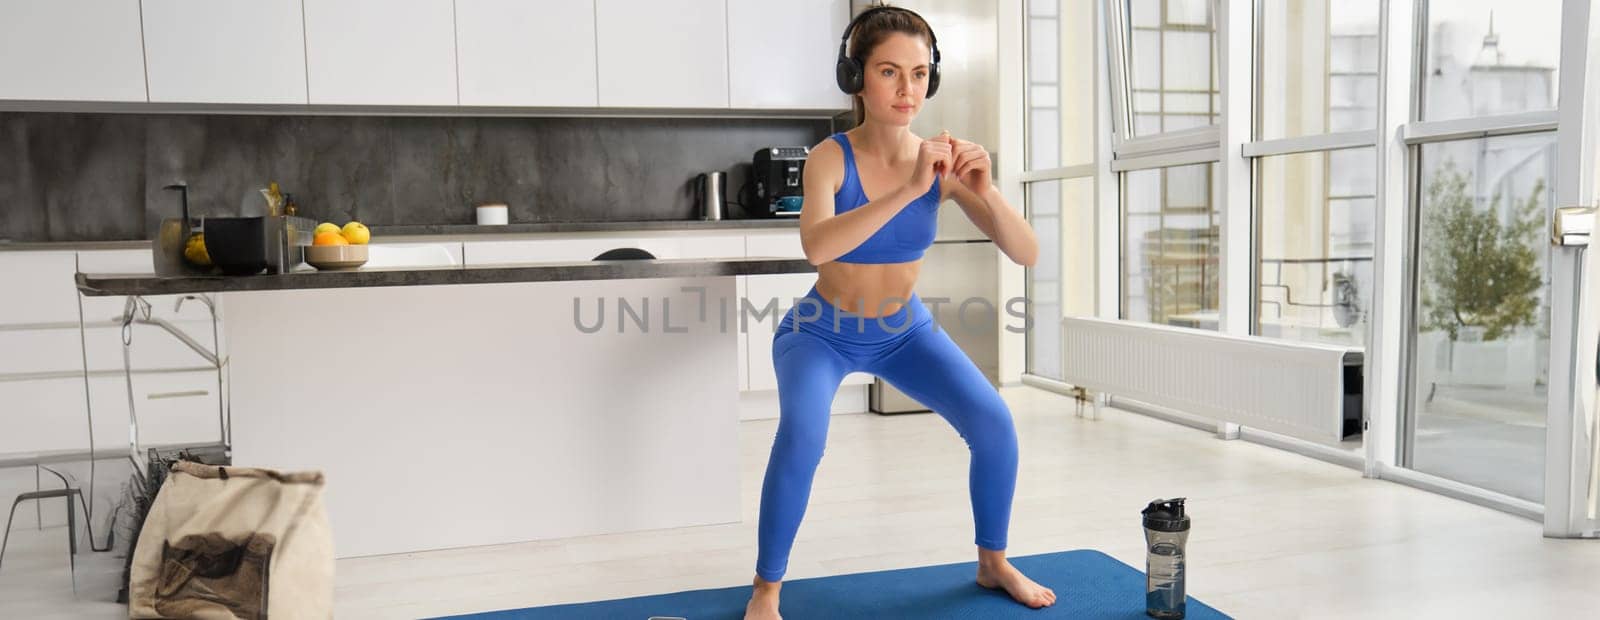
[1125,0,1219,135]
[1023,0,1098,381]
[1255,148,1377,346]
[1107,0,1223,332]
[1258,0,1380,139]
[1239,0,1382,457]
[1026,178,1096,379]
[1421,1,1561,121]
[1122,163,1220,328]
[1027,2,1096,170]
[1249,0,1380,351]
[1015,0,1587,517]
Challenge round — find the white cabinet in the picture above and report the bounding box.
[737,275,749,390]
[655,236,746,260]
[366,242,463,268]
[459,230,851,392]
[464,235,744,266]
[0,0,851,111]
[0,378,91,455]
[121,370,225,447]
[741,231,871,390]
[745,231,806,260]
[0,249,223,458]
[745,272,876,390]
[141,0,308,104]
[456,0,598,107]
[465,239,619,265]
[727,0,850,110]
[743,272,810,392]
[0,252,82,324]
[595,0,727,108]
[0,0,146,101]
[303,0,457,105]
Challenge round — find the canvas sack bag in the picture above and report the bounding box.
[128,460,333,619]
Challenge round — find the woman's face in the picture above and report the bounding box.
[858,32,933,126]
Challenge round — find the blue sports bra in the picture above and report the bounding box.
[829,132,941,264]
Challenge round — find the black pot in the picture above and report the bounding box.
[203,217,272,276]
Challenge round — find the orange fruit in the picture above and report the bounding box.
[313,232,349,246]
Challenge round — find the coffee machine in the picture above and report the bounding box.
[749,146,809,217]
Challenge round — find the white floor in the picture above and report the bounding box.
[5,385,1600,619]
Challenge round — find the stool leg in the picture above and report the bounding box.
[66,491,78,594]
[0,495,27,574]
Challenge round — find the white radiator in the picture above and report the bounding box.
[1061,317,1363,446]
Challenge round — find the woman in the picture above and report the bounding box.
[746,6,1053,619]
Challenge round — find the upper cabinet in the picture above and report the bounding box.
[1,0,849,111]
[456,0,598,107]
[594,0,728,108]
[142,0,309,104]
[0,0,147,101]
[728,0,851,110]
[303,0,458,105]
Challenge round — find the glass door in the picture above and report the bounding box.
[1542,0,1600,537]
[1408,133,1558,502]
[1403,0,1565,503]
[1402,0,1598,522]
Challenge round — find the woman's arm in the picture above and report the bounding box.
[944,140,1038,267]
[798,140,933,266]
[950,182,1038,267]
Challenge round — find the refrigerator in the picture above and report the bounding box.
[865,0,1003,414]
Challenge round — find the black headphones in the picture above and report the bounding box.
[835,5,942,99]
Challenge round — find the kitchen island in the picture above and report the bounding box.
[77,256,815,558]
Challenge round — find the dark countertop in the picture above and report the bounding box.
[76,256,815,297]
[2,218,801,251]
[371,218,799,236]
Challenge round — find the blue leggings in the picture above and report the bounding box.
[755,285,1019,582]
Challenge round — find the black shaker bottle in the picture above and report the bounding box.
[1142,498,1190,619]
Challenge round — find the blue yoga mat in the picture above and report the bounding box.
[434,549,1231,619]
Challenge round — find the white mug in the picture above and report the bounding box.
[476,204,508,226]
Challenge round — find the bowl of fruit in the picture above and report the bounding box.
[305,221,371,271]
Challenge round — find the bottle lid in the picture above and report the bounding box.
[1142,498,1190,532]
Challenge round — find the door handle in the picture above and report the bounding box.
[1553,206,1595,247]
[147,390,209,400]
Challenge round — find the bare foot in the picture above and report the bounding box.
[976,554,1057,609]
[744,576,782,620]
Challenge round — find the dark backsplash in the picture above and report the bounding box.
[0,112,833,243]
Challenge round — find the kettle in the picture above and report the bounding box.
[152,182,204,276]
[695,171,726,221]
